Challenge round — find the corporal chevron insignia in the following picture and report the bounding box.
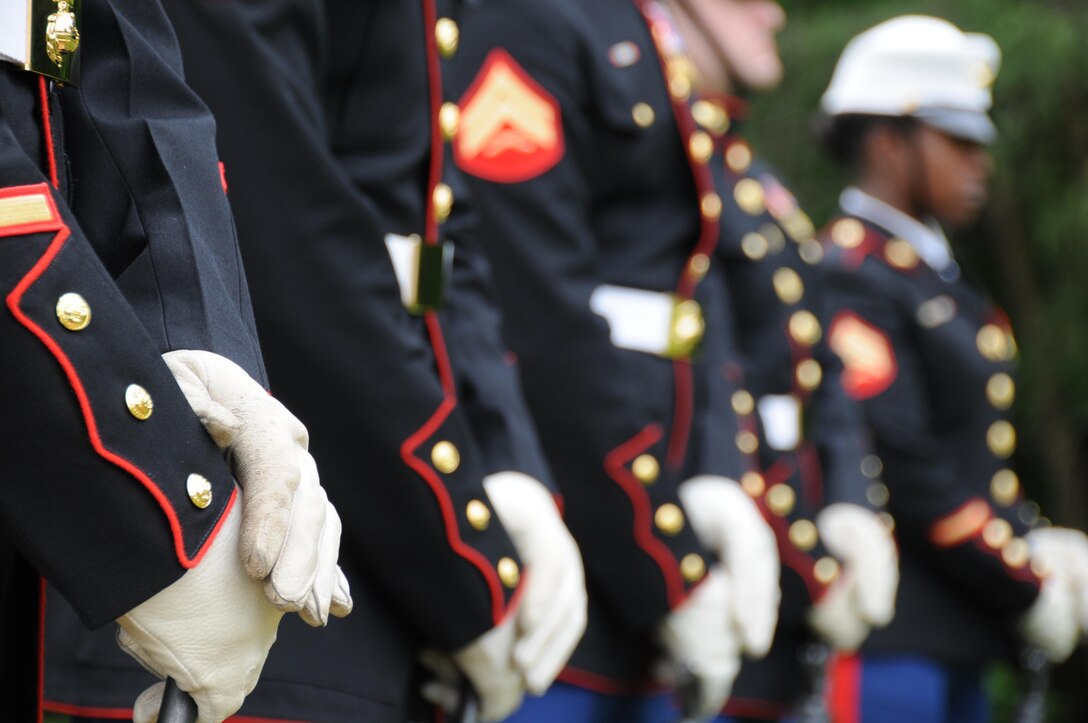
[454,49,564,183]
[829,311,898,400]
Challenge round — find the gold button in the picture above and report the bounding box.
[991,469,1020,506]
[790,519,819,551]
[655,503,685,535]
[689,131,714,164]
[741,471,766,497]
[466,499,491,530]
[731,390,754,416]
[772,268,804,305]
[432,183,454,224]
[762,223,786,252]
[976,324,1009,361]
[725,142,752,173]
[186,473,213,510]
[56,293,91,331]
[987,421,1016,458]
[431,440,461,473]
[831,218,865,248]
[125,384,154,421]
[879,512,896,533]
[814,557,840,585]
[668,299,705,358]
[736,430,759,455]
[741,232,769,260]
[435,18,460,58]
[861,455,884,479]
[799,239,824,265]
[1002,538,1030,568]
[688,253,710,280]
[796,359,823,390]
[734,179,765,216]
[766,483,795,516]
[497,557,520,588]
[982,518,1013,549]
[680,553,706,582]
[439,102,461,140]
[789,310,822,346]
[632,102,656,128]
[632,454,660,484]
[691,100,730,135]
[783,211,816,243]
[669,73,692,100]
[866,482,890,507]
[884,239,919,270]
[986,373,1015,410]
[701,193,722,221]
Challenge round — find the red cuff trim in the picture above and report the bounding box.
[399,313,510,626]
[6,224,233,569]
[603,424,687,607]
[930,498,991,548]
[722,695,793,719]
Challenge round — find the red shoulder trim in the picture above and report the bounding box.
[454,48,565,183]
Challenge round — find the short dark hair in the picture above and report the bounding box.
[820,114,919,169]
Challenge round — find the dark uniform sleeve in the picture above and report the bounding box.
[822,242,1040,616]
[440,162,555,488]
[162,0,522,651]
[0,0,262,629]
[449,2,709,634]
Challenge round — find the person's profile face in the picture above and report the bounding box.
[915,125,994,227]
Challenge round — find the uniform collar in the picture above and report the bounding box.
[840,187,954,272]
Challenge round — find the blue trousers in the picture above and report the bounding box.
[502,682,676,723]
[827,653,989,723]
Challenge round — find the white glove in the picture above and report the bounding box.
[421,612,525,722]
[1028,527,1088,631]
[163,350,351,626]
[1020,527,1087,662]
[119,495,282,723]
[808,503,899,650]
[657,568,741,720]
[678,475,780,656]
[483,472,588,692]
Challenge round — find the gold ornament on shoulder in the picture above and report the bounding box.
[47,1,80,68]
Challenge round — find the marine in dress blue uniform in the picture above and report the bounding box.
[0,0,269,718]
[43,0,581,720]
[447,1,778,719]
[816,16,1088,723]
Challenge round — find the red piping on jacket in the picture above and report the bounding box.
[603,424,687,606]
[37,77,59,189]
[5,206,237,568]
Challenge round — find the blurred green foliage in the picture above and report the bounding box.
[746,2,1088,719]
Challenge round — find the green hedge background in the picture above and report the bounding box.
[749,1,1088,719]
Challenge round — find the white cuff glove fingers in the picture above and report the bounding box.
[237,454,304,580]
[331,566,353,619]
[133,682,165,723]
[658,569,740,719]
[1021,573,1078,663]
[262,453,326,611]
[161,353,242,448]
[453,614,526,722]
[515,568,588,693]
[678,476,780,658]
[808,572,870,651]
[817,504,898,628]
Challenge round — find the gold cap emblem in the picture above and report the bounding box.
[46,1,80,68]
